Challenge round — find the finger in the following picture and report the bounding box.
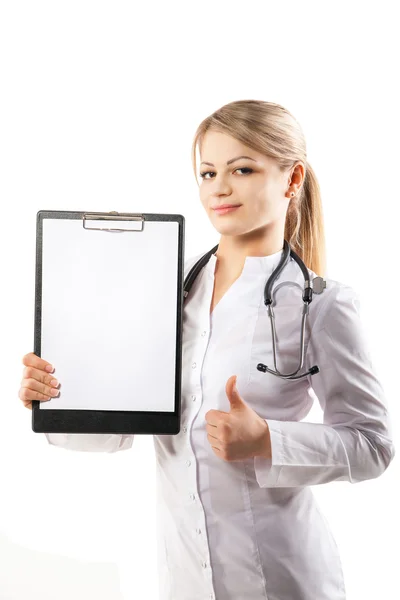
[205,424,218,439]
[22,352,54,373]
[20,378,60,402]
[22,365,59,389]
[207,433,220,449]
[18,386,49,406]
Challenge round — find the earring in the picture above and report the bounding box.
[290,192,295,197]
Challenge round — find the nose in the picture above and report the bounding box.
[210,176,232,195]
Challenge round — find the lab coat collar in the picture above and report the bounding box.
[206,247,286,277]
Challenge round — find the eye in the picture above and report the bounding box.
[199,167,254,180]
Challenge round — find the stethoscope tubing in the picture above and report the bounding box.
[183,239,325,380]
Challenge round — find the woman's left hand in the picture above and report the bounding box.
[205,375,271,462]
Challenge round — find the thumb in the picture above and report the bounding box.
[227,376,245,410]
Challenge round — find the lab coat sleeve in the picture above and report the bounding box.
[254,283,396,488]
[45,433,134,453]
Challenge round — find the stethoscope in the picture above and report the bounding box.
[183,239,327,381]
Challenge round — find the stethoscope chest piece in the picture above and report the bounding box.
[312,276,327,294]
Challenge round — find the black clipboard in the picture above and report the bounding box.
[32,210,185,435]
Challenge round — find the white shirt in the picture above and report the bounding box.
[46,247,396,600]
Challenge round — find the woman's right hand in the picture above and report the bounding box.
[19,352,60,410]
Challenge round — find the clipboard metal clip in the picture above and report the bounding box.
[82,211,144,232]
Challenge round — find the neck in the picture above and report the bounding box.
[214,230,285,280]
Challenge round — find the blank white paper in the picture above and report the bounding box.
[39,216,180,412]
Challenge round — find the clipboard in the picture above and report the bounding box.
[32,210,185,435]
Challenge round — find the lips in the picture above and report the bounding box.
[212,204,241,210]
[213,205,241,215]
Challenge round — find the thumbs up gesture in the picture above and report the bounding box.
[205,375,272,462]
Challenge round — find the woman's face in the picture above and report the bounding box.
[199,130,300,237]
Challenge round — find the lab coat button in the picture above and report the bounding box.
[183,426,187,433]
[192,395,196,402]
[190,493,195,501]
[192,362,197,369]
[186,460,191,466]
[201,330,207,336]
[202,561,207,569]
[196,528,201,535]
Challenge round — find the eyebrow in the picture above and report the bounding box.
[200,155,257,167]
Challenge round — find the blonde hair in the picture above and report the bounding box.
[191,99,326,277]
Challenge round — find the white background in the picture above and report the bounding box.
[0,1,399,599]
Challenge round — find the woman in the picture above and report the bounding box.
[19,100,395,600]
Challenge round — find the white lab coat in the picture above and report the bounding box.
[46,248,395,600]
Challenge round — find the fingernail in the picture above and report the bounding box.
[45,365,54,373]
